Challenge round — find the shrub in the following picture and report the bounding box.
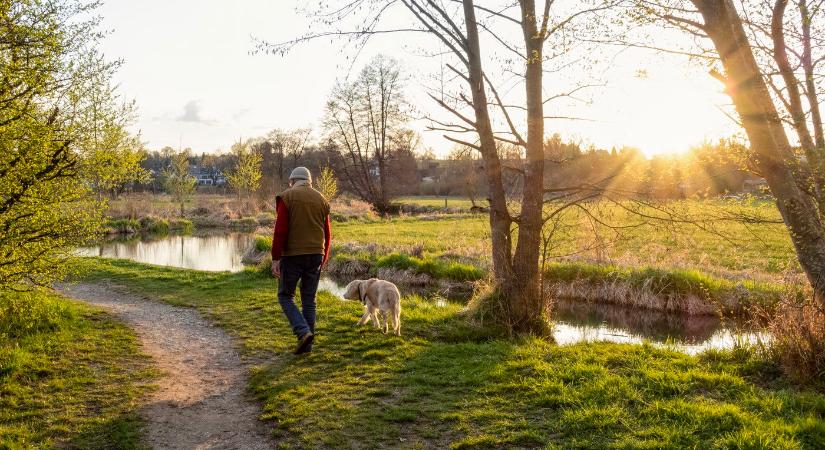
[105,219,139,234]
[330,212,349,222]
[139,217,169,234]
[253,254,273,275]
[769,298,825,385]
[254,235,273,252]
[190,216,224,229]
[0,291,74,339]
[169,218,193,233]
[229,217,259,229]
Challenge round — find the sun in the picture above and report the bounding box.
[587,65,738,158]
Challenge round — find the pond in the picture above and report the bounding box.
[81,232,768,354]
[79,232,255,272]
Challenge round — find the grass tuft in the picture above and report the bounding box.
[769,297,825,386]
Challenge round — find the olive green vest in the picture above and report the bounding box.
[277,184,330,256]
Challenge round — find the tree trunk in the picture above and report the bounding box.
[504,0,548,333]
[378,157,388,209]
[462,0,513,284]
[695,0,825,302]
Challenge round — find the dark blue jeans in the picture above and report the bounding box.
[277,254,323,338]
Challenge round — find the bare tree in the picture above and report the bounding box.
[263,128,311,192]
[324,54,411,213]
[262,0,618,333]
[633,0,825,303]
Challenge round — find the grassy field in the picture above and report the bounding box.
[334,199,797,281]
[73,258,825,449]
[0,290,155,449]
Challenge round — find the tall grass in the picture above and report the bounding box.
[768,298,825,385]
[545,261,787,315]
[105,218,139,234]
[139,216,169,234]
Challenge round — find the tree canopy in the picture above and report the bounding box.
[0,0,145,290]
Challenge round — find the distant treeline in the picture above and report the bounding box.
[133,134,759,201]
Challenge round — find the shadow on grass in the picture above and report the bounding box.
[68,412,147,450]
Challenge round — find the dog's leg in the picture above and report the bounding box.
[356,310,372,326]
[394,309,401,336]
[372,310,381,329]
[382,311,389,334]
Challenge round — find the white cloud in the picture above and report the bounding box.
[176,100,215,125]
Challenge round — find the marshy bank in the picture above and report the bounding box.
[79,232,775,354]
[243,237,792,319]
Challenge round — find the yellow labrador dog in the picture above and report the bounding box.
[343,278,401,336]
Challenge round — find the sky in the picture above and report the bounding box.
[98,0,741,157]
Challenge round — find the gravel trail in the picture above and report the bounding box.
[58,283,275,450]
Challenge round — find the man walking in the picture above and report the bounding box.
[271,167,332,354]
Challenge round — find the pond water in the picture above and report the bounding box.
[79,232,255,272]
[82,232,768,354]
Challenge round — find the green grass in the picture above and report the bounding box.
[0,289,155,449]
[545,261,790,313]
[331,199,796,281]
[169,218,193,233]
[139,217,169,234]
[105,218,140,234]
[73,258,825,449]
[376,252,484,281]
[246,200,794,311]
[229,217,260,230]
[106,216,193,235]
[396,196,478,210]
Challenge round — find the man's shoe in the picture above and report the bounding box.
[294,332,314,355]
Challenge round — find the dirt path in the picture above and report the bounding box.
[58,283,275,450]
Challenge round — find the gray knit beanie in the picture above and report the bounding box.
[289,166,311,183]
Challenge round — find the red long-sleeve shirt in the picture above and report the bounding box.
[271,198,331,265]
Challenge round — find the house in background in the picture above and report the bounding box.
[190,165,227,187]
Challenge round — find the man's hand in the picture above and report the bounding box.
[271,259,281,278]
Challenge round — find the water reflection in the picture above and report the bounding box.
[551,299,768,354]
[81,233,254,272]
[320,276,768,354]
[318,277,349,297]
